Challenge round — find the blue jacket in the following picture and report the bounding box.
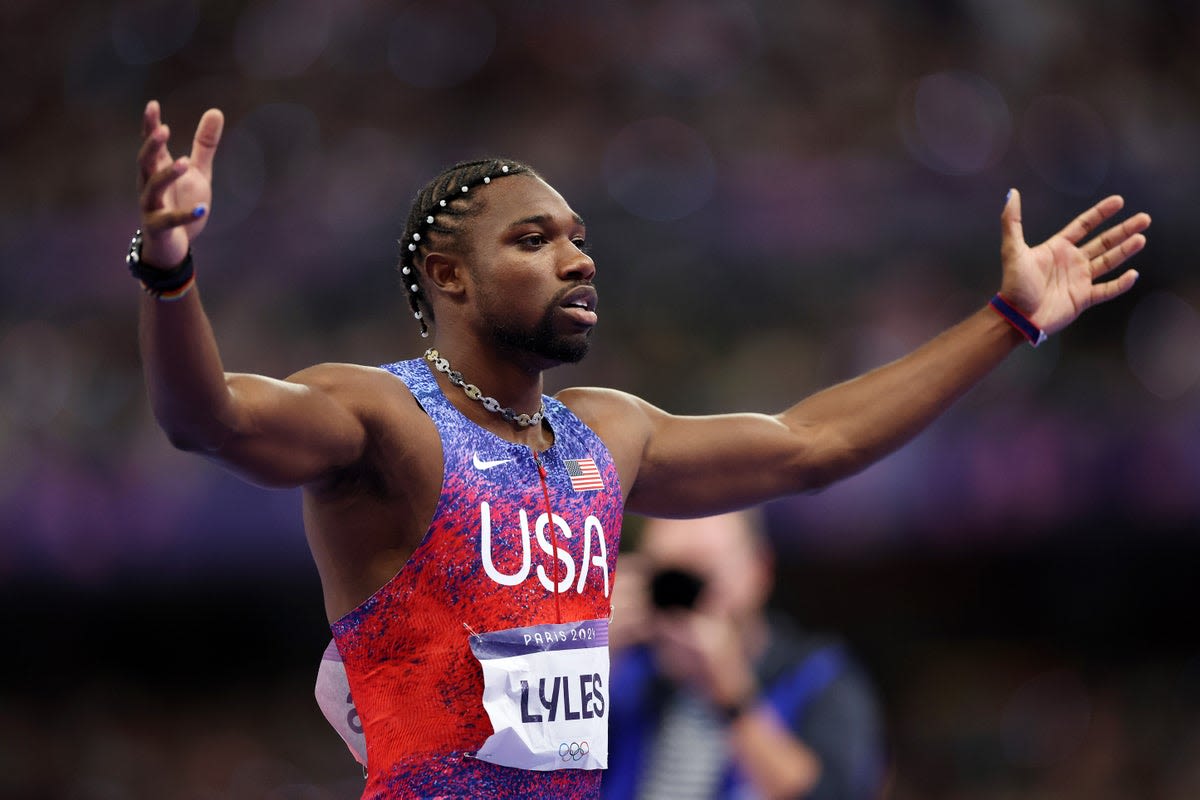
[602,617,884,799]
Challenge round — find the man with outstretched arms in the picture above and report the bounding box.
[133,100,1148,799]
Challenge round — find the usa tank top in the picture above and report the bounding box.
[330,357,622,799]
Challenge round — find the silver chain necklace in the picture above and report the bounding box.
[424,348,545,428]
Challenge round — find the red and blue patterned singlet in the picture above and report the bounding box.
[330,358,623,799]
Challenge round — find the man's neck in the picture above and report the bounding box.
[423,341,551,446]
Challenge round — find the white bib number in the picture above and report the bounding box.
[469,618,609,771]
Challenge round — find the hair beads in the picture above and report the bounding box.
[397,159,538,338]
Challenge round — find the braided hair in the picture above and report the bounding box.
[398,158,540,337]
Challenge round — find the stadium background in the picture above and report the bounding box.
[2,1,1199,797]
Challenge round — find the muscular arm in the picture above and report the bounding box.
[140,290,373,486]
[135,100,372,488]
[572,191,1150,518]
[616,308,1021,516]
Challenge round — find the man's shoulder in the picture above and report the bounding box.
[554,386,661,484]
[554,385,651,419]
[286,361,407,392]
[286,362,424,422]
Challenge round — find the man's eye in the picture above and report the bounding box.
[520,234,546,247]
[572,238,589,253]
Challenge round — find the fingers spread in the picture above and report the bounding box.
[1081,211,1152,260]
[1089,269,1140,308]
[1090,233,1147,279]
[1057,195,1124,244]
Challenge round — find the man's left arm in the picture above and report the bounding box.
[599,190,1148,518]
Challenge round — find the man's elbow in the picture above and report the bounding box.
[154,410,235,455]
[787,432,870,494]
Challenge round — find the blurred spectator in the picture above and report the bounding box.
[604,510,885,799]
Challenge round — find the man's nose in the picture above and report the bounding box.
[560,245,595,282]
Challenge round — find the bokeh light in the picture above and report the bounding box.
[387,0,496,89]
[602,117,716,222]
[899,70,1011,176]
[1124,290,1200,400]
[234,0,333,79]
[1021,94,1113,197]
[206,125,267,235]
[110,0,198,66]
[0,320,75,434]
[623,0,761,96]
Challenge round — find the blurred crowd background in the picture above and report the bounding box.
[2,0,1199,797]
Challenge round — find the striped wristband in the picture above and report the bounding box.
[989,294,1046,347]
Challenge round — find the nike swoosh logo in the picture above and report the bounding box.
[472,453,514,471]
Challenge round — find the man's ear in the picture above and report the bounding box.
[422,252,468,299]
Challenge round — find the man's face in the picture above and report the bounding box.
[459,175,598,366]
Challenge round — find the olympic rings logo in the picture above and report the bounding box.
[559,740,590,762]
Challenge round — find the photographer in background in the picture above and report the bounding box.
[603,511,885,800]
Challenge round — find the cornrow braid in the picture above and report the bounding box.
[398,157,540,337]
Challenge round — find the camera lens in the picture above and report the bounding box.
[649,568,705,610]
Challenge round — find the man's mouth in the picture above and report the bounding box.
[559,286,599,325]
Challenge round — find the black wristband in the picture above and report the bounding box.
[127,229,195,299]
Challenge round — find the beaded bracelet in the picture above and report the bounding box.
[126,229,195,300]
[989,293,1047,347]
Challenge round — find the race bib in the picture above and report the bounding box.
[469,618,609,771]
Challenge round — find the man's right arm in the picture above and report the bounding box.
[135,100,371,489]
[140,291,372,487]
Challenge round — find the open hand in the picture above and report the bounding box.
[998,189,1150,336]
[136,100,224,268]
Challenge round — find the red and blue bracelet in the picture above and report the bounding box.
[989,294,1047,347]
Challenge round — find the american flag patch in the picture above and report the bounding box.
[563,457,604,492]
